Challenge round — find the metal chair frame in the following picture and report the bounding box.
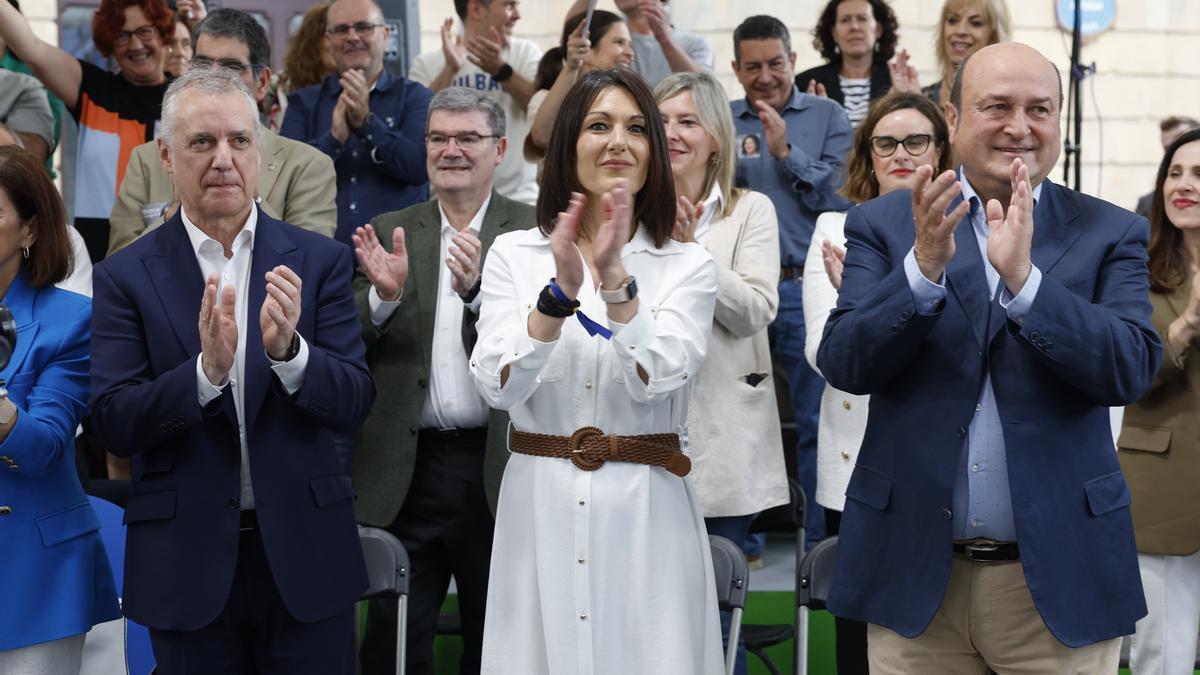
[358,526,412,675]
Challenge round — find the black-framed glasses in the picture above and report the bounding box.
[190,56,263,75]
[326,21,385,38]
[426,132,500,150]
[114,25,158,46]
[870,134,933,158]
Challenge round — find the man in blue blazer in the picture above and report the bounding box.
[89,69,374,675]
[818,43,1161,672]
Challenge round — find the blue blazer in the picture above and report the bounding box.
[0,273,120,650]
[88,209,374,631]
[817,181,1161,647]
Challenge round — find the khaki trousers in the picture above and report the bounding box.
[868,556,1120,674]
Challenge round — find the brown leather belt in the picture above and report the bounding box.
[953,539,1019,562]
[780,265,805,281]
[509,426,691,477]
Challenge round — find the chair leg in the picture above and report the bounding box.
[726,607,743,675]
[796,606,809,675]
[396,594,408,675]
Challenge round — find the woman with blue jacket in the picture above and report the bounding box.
[0,145,119,674]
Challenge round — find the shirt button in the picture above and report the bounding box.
[975,404,982,413]
[578,499,586,506]
[578,557,586,564]
[842,400,851,410]
[841,451,850,460]
[223,273,231,280]
[971,464,980,472]
[585,381,592,390]
[579,613,588,620]
[942,508,952,520]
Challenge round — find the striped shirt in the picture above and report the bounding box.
[839,75,871,127]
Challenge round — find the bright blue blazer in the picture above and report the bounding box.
[88,209,373,631]
[818,181,1162,648]
[0,272,120,650]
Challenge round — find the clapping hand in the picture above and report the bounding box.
[339,68,371,130]
[985,158,1035,295]
[441,17,467,72]
[448,229,483,299]
[549,193,587,299]
[821,239,846,290]
[640,0,671,42]
[755,100,790,161]
[912,166,970,282]
[806,79,828,98]
[353,224,408,302]
[673,196,703,243]
[199,273,237,386]
[466,27,506,75]
[593,179,635,286]
[260,266,303,361]
[564,20,590,73]
[888,48,921,93]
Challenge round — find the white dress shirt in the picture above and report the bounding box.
[186,206,310,510]
[368,196,491,430]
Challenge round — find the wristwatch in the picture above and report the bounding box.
[599,276,638,303]
[494,63,514,83]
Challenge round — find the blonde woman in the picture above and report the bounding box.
[890,0,1010,107]
[656,71,789,675]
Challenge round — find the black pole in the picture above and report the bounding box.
[1064,0,1084,190]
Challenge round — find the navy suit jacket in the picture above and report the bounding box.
[817,181,1161,647]
[89,208,374,631]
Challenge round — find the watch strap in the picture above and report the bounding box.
[599,276,637,303]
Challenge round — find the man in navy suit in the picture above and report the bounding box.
[818,42,1161,672]
[89,68,374,675]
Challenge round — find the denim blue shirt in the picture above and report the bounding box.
[903,173,1045,542]
[731,87,852,267]
[280,70,432,245]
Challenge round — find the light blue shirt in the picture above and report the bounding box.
[903,173,1044,541]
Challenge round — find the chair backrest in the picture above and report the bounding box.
[749,478,806,534]
[797,536,838,610]
[709,535,750,612]
[358,526,411,599]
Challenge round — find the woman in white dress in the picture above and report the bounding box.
[801,91,950,674]
[471,68,724,675]
[655,71,789,675]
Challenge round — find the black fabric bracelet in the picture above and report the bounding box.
[461,277,482,304]
[536,284,577,318]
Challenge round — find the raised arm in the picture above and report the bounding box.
[0,0,82,109]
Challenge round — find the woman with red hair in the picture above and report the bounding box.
[0,0,174,263]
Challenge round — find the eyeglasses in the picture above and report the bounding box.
[426,132,500,150]
[190,56,262,75]
[114,25,158,46]
[869,134,933,158]
[326,22,385,38]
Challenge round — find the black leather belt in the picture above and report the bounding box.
[953,540,1019,562]
[239,509,258,531]
[418,427,487,444]
[780,265,805,281]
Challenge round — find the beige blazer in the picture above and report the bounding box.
[108,130,337,254]
[686,190,789,517]
[1118,285,1200,556]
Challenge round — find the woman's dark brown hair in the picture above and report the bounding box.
[811,0,899,65]
[1148,127,1200,293]
[280,3,334,93]
[841,91,951,204]
[91,0,174,58]
[537,69,676,248]
[0,146,72,288]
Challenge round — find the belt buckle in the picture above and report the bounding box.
[962,542,998,561]
[568,426,606,472]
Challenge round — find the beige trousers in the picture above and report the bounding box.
[868,556,1121,674]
